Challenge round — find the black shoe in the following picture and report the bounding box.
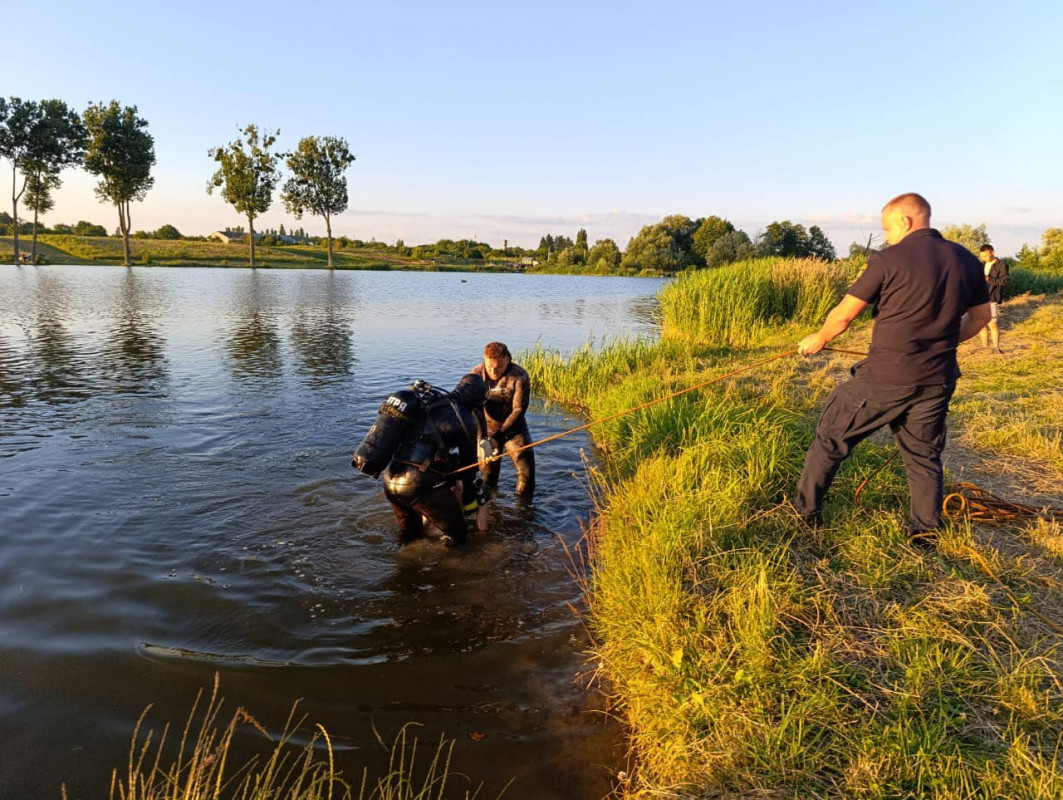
[907,530,939,550]
[441,534,466,548]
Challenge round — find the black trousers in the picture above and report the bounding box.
[385,484,467,543]
[796,372,956,532]
[484,428,535,498]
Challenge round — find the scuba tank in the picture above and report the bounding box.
[351,387,421,478]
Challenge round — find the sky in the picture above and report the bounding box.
[8,0,1063,256]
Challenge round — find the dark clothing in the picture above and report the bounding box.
[985,258,1009,304]
[796,369,955,531]
[386,484,468,543]
[847,229,988,385]
[796,228,988,533]
[382,390,482,543]
[482,429,535,498]
[471,361,535,497]
[472,362,532,437]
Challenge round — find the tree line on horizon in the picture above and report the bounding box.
[5,96,1063,274]
[1,97,357,268]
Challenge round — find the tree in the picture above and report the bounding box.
[575,227,588,252]
[807,225,836,261]
[154,224,182,240]
[758,220,810,258]
[692,215,735,264]
[208,124,281,268]
[1017,228,1063,272]
[621,215,700,273]
[16,100,85,264]
[83,101,155,267]
[281,135,355,268]
[586,238,621,272]
[24,169,60,258]
[704,229,754,268]
[73,220,107,236]
[940,223,989,255]
[1,97,39,263]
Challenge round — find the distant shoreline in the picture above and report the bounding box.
[0,235,666,276]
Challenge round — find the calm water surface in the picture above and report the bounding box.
[0,266,663,799]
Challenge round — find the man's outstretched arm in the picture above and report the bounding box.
[797,294,870,355]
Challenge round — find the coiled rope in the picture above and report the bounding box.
[944,482,1063,525]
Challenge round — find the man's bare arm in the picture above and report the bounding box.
[959,303,992,343]
[797,294,870,355]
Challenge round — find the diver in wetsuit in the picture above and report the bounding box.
[352,374,490,546]
[471,341,535,500]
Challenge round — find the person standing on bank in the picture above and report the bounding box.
[472,342,535,500]
[794,193,991,548]
[977,244,1008,353]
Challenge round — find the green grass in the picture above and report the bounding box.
[0,235,518,271]
[658,257,862,347]
[523,265,1063,797]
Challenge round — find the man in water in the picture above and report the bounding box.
[472,341,535,500]
[794,192,991,548]
[352,374,490,547]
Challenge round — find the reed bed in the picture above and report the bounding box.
[657,257,860,347]
[526,265,1063,797]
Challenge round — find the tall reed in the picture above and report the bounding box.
[659,257,860,347]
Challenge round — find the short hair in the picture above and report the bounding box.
[979,244,995,253]
[483,341,511,360]
[883,192,932,221]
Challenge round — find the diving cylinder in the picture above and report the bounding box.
[351,389,421,478]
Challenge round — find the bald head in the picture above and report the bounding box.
[881,192,931,245]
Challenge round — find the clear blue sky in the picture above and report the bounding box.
[9,0,1063,255]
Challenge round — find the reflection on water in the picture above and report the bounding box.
[228,272,283,381]
[101,269,168,395]
[290,272,357,386]
[28,273,94,406]
[0,265,663,799]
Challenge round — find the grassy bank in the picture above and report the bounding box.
[524,258,1063,798]
[0,235,516,271]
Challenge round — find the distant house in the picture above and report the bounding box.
[519,257,540,269]
[208,230,244,244]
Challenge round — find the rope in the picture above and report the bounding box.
[446,346,844,476]
[944,482,1063,525]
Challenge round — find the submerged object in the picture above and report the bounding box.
[351,388,421,478]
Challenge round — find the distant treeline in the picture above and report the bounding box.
[6,95,1063,275]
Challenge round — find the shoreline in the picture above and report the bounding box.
[0,235,665,276]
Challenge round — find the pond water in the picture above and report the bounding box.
[0,265,663,799]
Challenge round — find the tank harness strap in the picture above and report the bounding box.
[413,399,449,473]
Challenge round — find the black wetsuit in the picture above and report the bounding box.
[382,390,482,544]
[471,361,535,498]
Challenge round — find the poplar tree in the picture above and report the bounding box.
[207,124,281,268]
[83,101,156,267]
[0,97,85,265]
[0,97,41,264]
[281,136,355,268]
[24,170,60,261]
[24,100,86,263]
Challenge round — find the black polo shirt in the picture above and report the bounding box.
[847,228,988,385]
